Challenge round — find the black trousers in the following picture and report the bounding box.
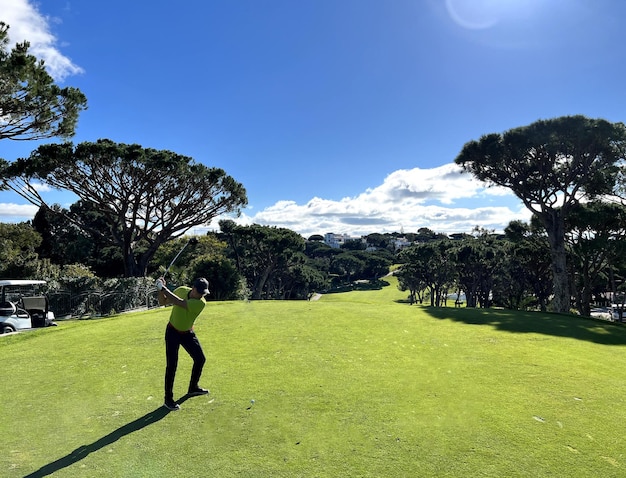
[165,323,206,400]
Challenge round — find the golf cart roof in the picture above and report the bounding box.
[0,280,47,287]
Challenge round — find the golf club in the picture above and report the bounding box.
[163,237,199,278]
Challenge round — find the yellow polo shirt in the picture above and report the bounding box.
[168,286,206,332]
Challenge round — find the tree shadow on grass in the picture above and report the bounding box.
[24,394,193,477]
[422,307,626,346]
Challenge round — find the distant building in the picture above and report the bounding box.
[324,233,362,248]
[391,237,411,251]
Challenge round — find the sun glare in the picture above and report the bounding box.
[445,0,541,30]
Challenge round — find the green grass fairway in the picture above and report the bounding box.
[3,277,626,477]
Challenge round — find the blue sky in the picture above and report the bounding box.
[1,0,625,237]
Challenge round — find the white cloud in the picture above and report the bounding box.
[356,163,513,205]
[0,202,39,218]
[29,182,52,193]
[207,164,532,237]
[0,0,84,81]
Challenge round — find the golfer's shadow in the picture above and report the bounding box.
[24,394,193,478]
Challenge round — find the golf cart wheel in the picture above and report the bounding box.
[1,324,15,334]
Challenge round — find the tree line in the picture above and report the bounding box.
[397,213,626,318]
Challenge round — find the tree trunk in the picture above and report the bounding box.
[252,263,273,300]
[429,285,435,306]
[546,219,570,313]
[579,285,593,318]
[123,244,136,278]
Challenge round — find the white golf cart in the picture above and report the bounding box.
[0,280,57,334]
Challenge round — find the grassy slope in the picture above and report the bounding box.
[2,277,626,477]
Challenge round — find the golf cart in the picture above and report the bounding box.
[0,280,57,334]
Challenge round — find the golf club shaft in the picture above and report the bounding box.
[164,239,192,276]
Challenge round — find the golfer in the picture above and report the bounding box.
[157,276,211,411]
